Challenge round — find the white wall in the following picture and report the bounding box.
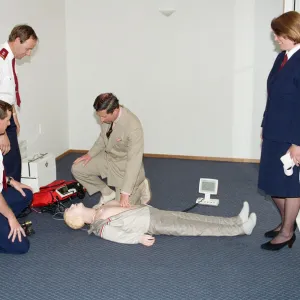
[0,0,283,160]
[0,0,68,157]
[251,0,284,158]
[66,0,283,159]
[233,0,283,159]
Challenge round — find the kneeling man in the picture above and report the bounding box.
[72,93,151,208]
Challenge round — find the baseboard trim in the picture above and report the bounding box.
[56,149,259,163]
[55,149,88,160]
[144,153,259,163]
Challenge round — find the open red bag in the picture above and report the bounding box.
[31,180,86,208]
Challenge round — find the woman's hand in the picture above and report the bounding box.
[288,144,300,166]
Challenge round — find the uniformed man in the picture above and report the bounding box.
[0,24,38,181]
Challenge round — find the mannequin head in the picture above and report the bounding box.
[64,203,85,229]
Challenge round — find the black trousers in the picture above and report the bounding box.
[3,117,21,181]
[0,188,33,254]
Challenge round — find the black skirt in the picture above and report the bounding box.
[258,139,300,198]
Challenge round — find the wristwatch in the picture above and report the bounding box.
[7,176,13,186]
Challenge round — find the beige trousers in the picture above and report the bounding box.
[71,154,146,205]
[148,207,245,237]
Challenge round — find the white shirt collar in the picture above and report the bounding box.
[286,44,300,59]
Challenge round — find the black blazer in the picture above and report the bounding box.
[262,49,300,145]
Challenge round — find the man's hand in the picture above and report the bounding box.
[73,154,92,166]
[288,144,300,166]
[10,180,33,197]
[120,193,130,207]
[139,234,155,247]
[0,134,10,155]
[8,216,26,242]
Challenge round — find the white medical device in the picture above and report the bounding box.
[196,178,219,206]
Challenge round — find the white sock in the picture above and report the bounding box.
[238,201,250,224]
[242,213,257,235]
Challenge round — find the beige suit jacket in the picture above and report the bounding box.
[88,106,145,194]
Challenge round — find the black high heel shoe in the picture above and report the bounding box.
[264,222,297,238]
[261,234,296,251]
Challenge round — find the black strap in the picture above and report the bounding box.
[17,207,32,218]
[181,203,198,212]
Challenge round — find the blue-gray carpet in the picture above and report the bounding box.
[1,154,299,300]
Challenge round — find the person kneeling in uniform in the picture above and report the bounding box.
[0,100,33,254]
[64,201,257,246]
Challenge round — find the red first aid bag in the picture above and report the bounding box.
[31,180,86,208]
[31,180,67,208]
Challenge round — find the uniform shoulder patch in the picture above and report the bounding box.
[0,48,8,60]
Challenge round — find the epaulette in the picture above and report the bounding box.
[0,48,8,60]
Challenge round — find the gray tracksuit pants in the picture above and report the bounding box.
[148,207,244,237]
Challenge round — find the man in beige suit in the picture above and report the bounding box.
[64,201,257,246]
[72,93,151,207]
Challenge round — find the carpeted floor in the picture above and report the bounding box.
[0,153,299,300]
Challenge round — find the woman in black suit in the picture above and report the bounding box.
[259,11,300,251]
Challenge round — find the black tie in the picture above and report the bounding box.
[106,122,113,139]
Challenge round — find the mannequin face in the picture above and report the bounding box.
[65,203,84,216]
[64,203,85,229]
